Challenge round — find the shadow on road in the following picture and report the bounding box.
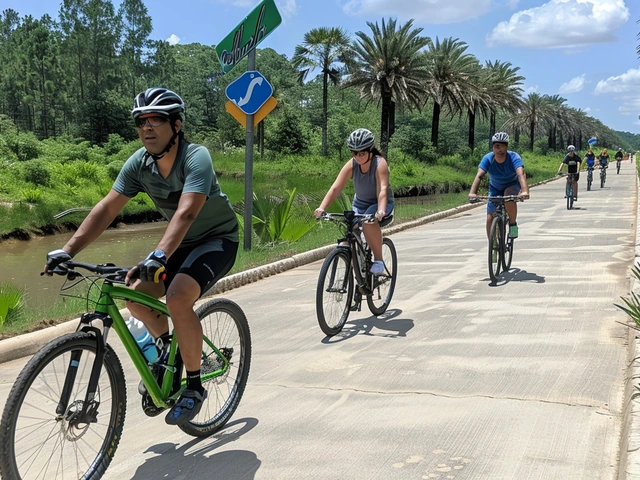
[322,308,414,343]
[132,417,260,479]
[490,268,545,286]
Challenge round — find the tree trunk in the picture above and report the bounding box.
[380,91,391,157]
[389,100,396,140]
[321,71,328,156]
[515,127,520,146]
[489,111,496,150]
[468,106,476,150]
[431,101,441,148]
[529,120,535,151]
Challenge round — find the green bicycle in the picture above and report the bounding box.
[0,260,251,480]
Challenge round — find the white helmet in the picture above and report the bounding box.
[132,87,185,123]
[567,145,576,152]
[491,132,509,144]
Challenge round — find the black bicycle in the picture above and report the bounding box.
[600,163,608,187]
[617,158,622,174]
[316,211,397,336]
[0,261,251,480]
[586,165,595,191]
[472,196,524,283]
[563,172,579,210]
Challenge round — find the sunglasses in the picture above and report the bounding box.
[135,116,168,128]
[350,150,369,158]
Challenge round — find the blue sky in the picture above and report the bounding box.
[8,0,640,134]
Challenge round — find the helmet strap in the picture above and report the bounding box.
[143,121,180,162]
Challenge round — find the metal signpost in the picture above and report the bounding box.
[215,0,282,251]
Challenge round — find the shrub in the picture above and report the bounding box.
[23,160,50,186]
[107,160,125,180]
[5,132,42,161]
[103,133,125,155]
[0,281,25,328]
[22,187,42,203]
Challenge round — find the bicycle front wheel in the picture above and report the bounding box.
[617,163,621,174]
[367,238,398,315]
[502,229,514,271]
[488,216,502,283]
[180,298,251,437]
[316,248,354,336]
[566,182,573,210]
[0,332,127,480]
[587,173,592,191]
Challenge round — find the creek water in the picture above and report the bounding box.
[1,193,443,310]
[1,222,168,309]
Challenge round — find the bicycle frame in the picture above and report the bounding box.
[61,272,229,418]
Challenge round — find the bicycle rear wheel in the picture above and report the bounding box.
[587,172,592,191]
[488,216,502,283]
[617,162,621,174]
[601,171,605,187]
[0,332,127,480]
[566,182,573,210]
[179,298,251,437]
[366,238,398,316]
[316,248,354,336]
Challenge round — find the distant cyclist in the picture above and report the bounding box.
[557,145,582,201]
[615,148,624,172]
[598,148,610,168]
[584,148,596,169]
[468,132,529,239]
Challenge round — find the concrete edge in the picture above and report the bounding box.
[0,177,556,364]
[620,156,640,480]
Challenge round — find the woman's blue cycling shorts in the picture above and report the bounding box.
[487,183,520,214]
[353,202,394,216]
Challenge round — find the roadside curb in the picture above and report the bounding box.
[0,178,553,365]
[621,156,640,479]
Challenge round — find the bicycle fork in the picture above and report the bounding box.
[56,313,112,424]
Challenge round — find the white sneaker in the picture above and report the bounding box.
[370,260,385,275]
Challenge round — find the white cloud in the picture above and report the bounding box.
[166,34,180,45]
[584,107,591,113]
[558,75,585,94]
[487,0,629,49]
[594,67,640,95]
[524,85,538,94]
[340,0,491,24]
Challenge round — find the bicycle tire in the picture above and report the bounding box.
[502,224,514,271]
[0,332,127,480]
[316,248,354,336]
[366,238,398,316]
[617,163,621,174]
[488,216,502,283]
[179,298,251,437]
[601,173,605,188]
[587,172,592,191]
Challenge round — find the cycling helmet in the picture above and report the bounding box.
[347,128,375,151]
[491,132,509,144]
[567,145,576,152]
[132,87,185,123]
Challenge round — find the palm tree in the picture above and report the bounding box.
[503,92,552,151]
[292,27,352,156]
[344,18,431,156]
[484,60,525,149]
[464,63,491,150]
[543,94,567,151]
[423,37,480,148]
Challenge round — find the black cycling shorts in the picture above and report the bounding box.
[163,238,238,297]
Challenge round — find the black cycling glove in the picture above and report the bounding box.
[130,250,168,283]
[46,249,72,273]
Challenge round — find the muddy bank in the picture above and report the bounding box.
[0,210,164,244]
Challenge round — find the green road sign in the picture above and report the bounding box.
[215,0,282,74]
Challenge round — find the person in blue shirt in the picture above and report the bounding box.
[468,132,530,238]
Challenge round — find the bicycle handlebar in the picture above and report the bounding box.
[470,195,525,204]
[42,261,129,281]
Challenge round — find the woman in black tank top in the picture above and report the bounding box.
[314,129,394,275]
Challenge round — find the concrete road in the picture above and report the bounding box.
[0,164,636,479]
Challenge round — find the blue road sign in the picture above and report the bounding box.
[225,71,273,115]
[588,137,597,146]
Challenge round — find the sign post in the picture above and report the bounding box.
[244,50,256,252]
[215,0,281,251]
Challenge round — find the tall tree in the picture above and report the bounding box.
[345,18,430,156]
[424,37,479,148]
[484,60,525,149]
[118,0,152,98]
[503,92,552,151]
[292,27,352,156]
